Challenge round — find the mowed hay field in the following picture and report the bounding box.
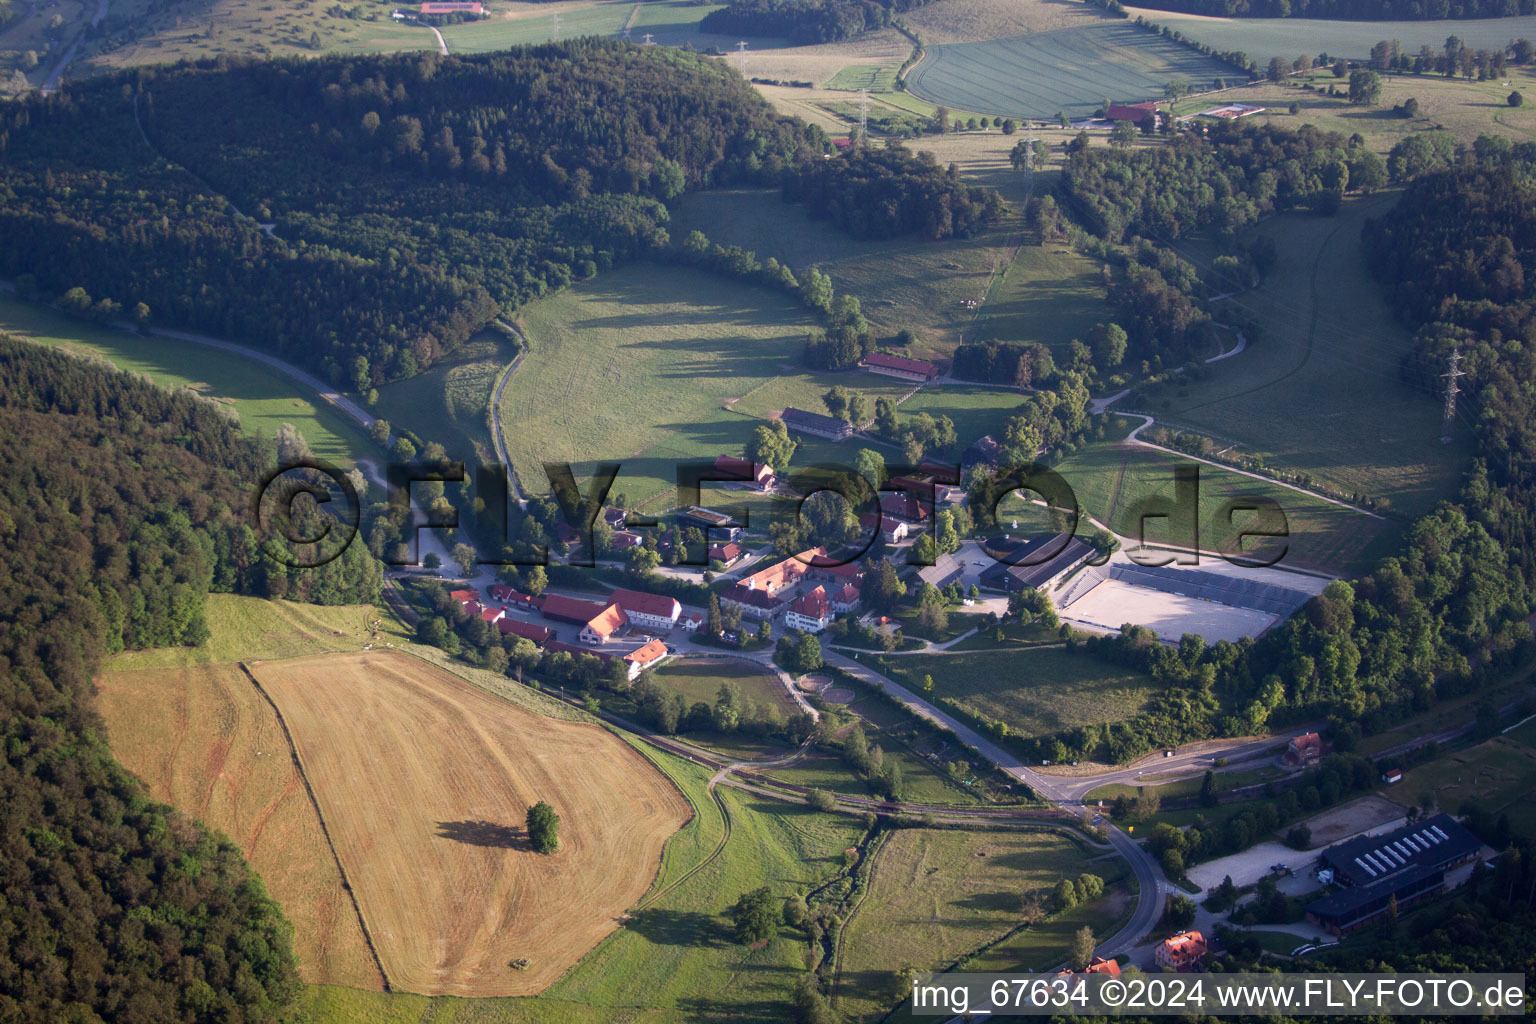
[1056,441,1390,576]
[96,664,385,990]
[1143,194,1472,525]
[906,21,1235,120]
[249,650,691,996]
[902,0,1110,44]
[875,646,1155,739]
[835,828,1093,1018]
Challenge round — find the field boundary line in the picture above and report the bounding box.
[829,828,890,1006]
[237,662,392,992]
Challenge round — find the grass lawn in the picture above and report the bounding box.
[666,188,1024,358]
[906,21,1234,120]
[1395,732,1536,838]
[0,293,373,464]
[1084,766,1278,804]
[874,646,1155,740]
[835,827,1099,1018]
[651,656,802,718]
[826,63,900,91]
[897,384,1022,454]
[967,855,1130,973]
[968,239,1109,356]
[1136,193,1472,527]
[1053,440,1392,577]
[374,333,510,471]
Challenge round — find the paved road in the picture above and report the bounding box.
[40,0,106,92]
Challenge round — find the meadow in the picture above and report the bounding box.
[965,238,1109,355]
[906,21,1237,120]
[1054,440,1392,577]
[0,292,372,463]
[374,333,510,470]
[441,0,634,52]
[1125,6,1536,63]
[903,0,1112,45]
[668,187,1022,360]
[873,646,1157,739]
[834,827,1098,1018]
[1396,726,1536,838]
[1136,193,1473,525]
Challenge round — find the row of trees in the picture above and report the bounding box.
[1125,0,1536,20]
[701,0,937,45]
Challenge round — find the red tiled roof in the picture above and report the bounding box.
[625,639,669,669]
[863,351,937,377]
[585,604,629,638]
[1161,931,1207,963]
[450,589,478,602]
[1085,957,1121,976]
[611,588,681,620]
[833,583,861,605]
[497,619,554,644]
[709,542,744,563]
[480,606,503,622]
[723,584,781,609]
[741,556,807,593]
[714,455,756,478]
[1107,103,1158,122]
[539,594,612,624]
[789,585,830,619]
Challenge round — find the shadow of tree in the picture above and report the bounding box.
[435,819,530,850]
[624,907,731,948]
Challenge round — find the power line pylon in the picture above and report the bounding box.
[858,87,869,138]
[735,40,748,76]
[1440,347,1464,444]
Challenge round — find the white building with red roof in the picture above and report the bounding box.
[830,583,861,614]
[580,604,629,645]
[610,588,682,630]
[784,586,833,633]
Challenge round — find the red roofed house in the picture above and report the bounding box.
[709,542,745,567]
[737,556,807,596]
[580,604,630,645]
[539,594,613,625]
[623,639,670,678]
[1107,101,1159,126]
[784,585,834,633]
[860,511,909,544]
[861,351,938,382]
[449,589,478,603]
[610,588,682,630]
[880,492,930,524]
[480,605,505,625]
[1155,931,1207,972]
[680,612,703,632]
[611,530,643,549]
[497,618,555,646]
[721,583,782,619]
[1285,732,1323,767]
[1085,957,1121,976]
[714,455,775,491]
[831,583,862,614]
[488,584,537,608]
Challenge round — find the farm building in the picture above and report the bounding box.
[580,605,629,646]
[497,618,555,646]
[1154,931,1207,971]
[784,586,834,633]
[1106,101,1159,125]
[979,533,1093,593]
[889,474,964,505]
[540,594,613,625]
[917,553,965,590]
[861,351,938,382]
[735,554,808,596]
[479,606,505,625]
[709,541,746,567]
[488,584,538,609]
[611,530,643,549]
[610,588,682,630]
[781,407,853,441]
[880,492,931,524]
[678,505,743,540]
[860,511,909,544]
[449,589,478,603]
[1196,103,1264,120]
[831,583,862,614]
[625,640,670,676]
[720,584,783,620]
[713,455,775,490]
[1306,864,1445,934]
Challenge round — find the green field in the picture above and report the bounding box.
[1396,730,1536,837]
[835,827,1107,1018]
[0,292,372,464]
[652,656,802,718]
[667,187,1022,360]
[826,64,900,91]
[442,2,634,52]
[1126,6,1536,63]
[906,21,1236,120]
[374,334,509,470]
[1054,440,1391,577]
[874,646,1155,740]
[1140,193,1472,526]
[968,240,1109,356]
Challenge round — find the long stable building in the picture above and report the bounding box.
[1305,813,1482,934]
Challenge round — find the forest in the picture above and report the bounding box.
[0,338,389,1021]
[701,0,937,45]
[1125,0,1534,19]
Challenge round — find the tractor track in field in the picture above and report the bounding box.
[238,663,391,992]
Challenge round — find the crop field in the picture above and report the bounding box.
[1171,66,1536,150]
[246,650,691,996]
[826,63,900,90]
[375,334,510,470]
[668,187,1021,360]
[902,0,1112,45]
[835,828,1097,1017]
[874,646,1155,739]
[1125,5,1536,63]
[1140,194,1473,526]
[441,0,634,52]
[906,21,1236,120]
[96,664,385,990]
[0,293,372,463]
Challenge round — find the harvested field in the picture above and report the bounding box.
[902,0,1110,45]
[97,664,385,991]
[247,650,691,996]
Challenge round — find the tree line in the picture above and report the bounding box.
[1124,0,1534,19]
[700,0,938,45]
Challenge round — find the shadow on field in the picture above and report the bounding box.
[435,819,530,850]
[625,907,731,948]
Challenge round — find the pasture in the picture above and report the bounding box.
[1125,6,1536,63]
[668,187,1021,359]
[906,21,1237,120]
[374,333,509,470]
[441,0,634,52]
[96,664,385,990]
[1395,730,1536,838]
[1170,66,1536,149]
[966,238,1108,354]
[0,293,372,463]
[1054,441,1391,577]
[1139,193,1473,525]
[835,827,1108,1018]
[248,649,692,996]
[874,646,1156,739]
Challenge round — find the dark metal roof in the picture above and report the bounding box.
[1319,813,1482,888]
[1306,864,1444,926]
[979,534,1092,590]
